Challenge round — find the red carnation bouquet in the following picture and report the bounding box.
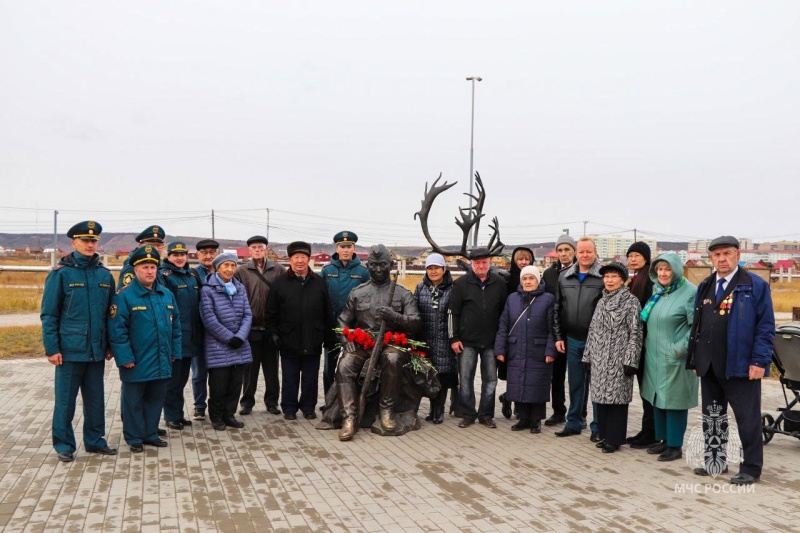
[334,327,435,374]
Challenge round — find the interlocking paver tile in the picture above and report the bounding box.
[1,358,800,531]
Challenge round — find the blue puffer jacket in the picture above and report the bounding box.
[321,253,370,319]
[108,277,181,383]
[200,273,253,369]
[687,269,775,378]
[494,285,556,404]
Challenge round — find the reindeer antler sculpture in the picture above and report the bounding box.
[414,171,504,258]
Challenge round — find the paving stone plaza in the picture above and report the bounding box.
[1,358,799,532]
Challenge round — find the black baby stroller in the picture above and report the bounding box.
[762,322,800,444]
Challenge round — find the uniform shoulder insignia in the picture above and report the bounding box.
[116,284,130,295]
[162,270,172,277]
[52,264,65,271]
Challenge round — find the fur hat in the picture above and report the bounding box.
[287,241,311,257]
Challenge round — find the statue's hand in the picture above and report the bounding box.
[344,341,357,353]
[375,306,397,323]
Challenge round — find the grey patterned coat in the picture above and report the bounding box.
[582,286,643,404]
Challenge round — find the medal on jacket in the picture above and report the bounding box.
[718,293,733,316]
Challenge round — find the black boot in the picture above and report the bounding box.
[448,386,461,417]
[432,389,447,424]
[500,392,512,420]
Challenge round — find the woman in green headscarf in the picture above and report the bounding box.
[640,252,699,462]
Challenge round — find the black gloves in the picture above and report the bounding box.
[623,365,637,377]
[228,337,244,349]
[270,334,281,350]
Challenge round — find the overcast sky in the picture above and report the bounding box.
[1,1,798,247]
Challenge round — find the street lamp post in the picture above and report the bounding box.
[466,76,482,247]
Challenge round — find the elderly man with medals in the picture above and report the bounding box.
[686,235,775,485]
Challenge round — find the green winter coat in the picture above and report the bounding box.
[641,252,699,410]
[108,277,182,383]
[159,260,203,358]
[40,252,115,361]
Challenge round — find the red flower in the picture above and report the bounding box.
[397,333,408,346]
[384,332,393,345]
[343,327,350,336]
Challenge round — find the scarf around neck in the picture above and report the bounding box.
[641,277,685,322]
[215,273,237,297]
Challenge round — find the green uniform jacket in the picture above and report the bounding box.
[159,261,203,359]
[41,252,115,361]
[641,253,699,410]
[109,277,182,382]
[321,254,370,320]
[117,256,134,290]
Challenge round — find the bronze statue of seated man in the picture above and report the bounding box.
[317,244,439,440]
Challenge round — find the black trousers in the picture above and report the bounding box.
[550,355,567,415]
[597,403,629,447]
[240,335,280,409]
[281,352,321,416]
[700,371,763,477]
[323,346,344,397]
[517,402,546,422]
[163,358,192,422]
[208,364,245,422]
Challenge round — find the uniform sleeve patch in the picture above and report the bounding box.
[109,304,117,318]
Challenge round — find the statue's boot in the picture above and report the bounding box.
[339,417,356,441]
[380,408,396,432]
[338,383,358,441]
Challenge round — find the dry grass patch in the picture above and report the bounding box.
[0,270,48,286]
[771,284,800,313]
[0,326,44,358]
[0,287,43,313]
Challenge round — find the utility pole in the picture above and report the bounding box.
[583,220,588,236]
[633,228,637,241]
[563,228,569,235]
[52,210,58,268]
[266,208,270,241]
[211,209,215,239]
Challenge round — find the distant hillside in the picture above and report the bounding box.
[0,233,688,256]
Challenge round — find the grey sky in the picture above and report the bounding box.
[1,1,798,247]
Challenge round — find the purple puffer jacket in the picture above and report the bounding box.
[200,274,253,368]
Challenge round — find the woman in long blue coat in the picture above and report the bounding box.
[494,265,556,433]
